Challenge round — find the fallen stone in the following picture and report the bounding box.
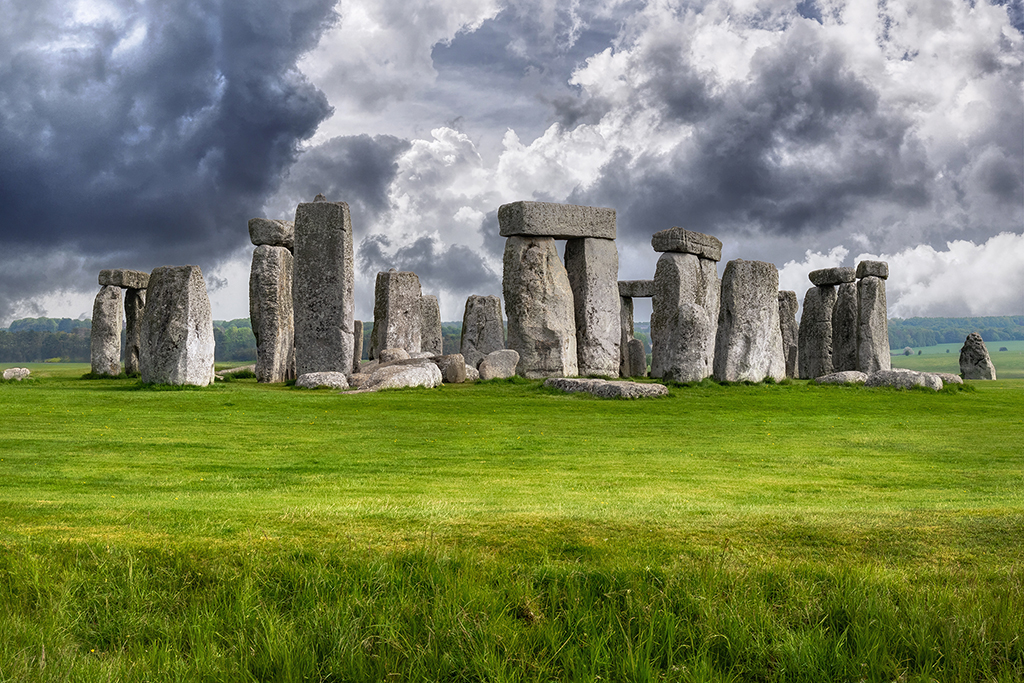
[460,295,505,369]
[123,288,146,376]
[420,295,443,356]
[777,290,799,379]
[618,280,655,298]
[91,285,123,377]
[296,372,349,390]
[565,237,620,376]
[498,201,616,239]
[478,349,520,380]
[959,332,997,380]
[865,369,942,391]
[651,227,723,261]
[857,275,891,374]
[627,338,647,377]
[503,236,578,378]
[249,245,294,383]
[465,365,480,381]
[798,286,837,379]
[808,267,856,287]
[378,348,411,363]
[543,377,668,399]
[3,368,30,381]
[99,269,150,289]
[292,198,355,377]
[248,218,294,250]
[352,320,363,374]
[650,252,719,382]
[814,370,868,385]
[831,281,858,372]
[713,260,786,383]
[140,265,215,386]
[371,270,422,357]
[856,260,889,280]
[363,360,442,391]
[431,354,467,383]
[935,372,964,386]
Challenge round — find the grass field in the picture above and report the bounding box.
[1,364,1022,681]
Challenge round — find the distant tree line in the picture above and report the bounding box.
[888,316,1024,349]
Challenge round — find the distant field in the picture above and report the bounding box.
[891,340,1024,378]
[1,365,1021,680]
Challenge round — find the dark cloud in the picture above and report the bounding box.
[0,0,337,320]
[358,234,500,302]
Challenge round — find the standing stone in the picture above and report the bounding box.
[503,235,578,378]
[959,332,997,380]
[248,218,294,250]
[352,320,363,374]
[460,295,505,369]
[713,260,785,383]
[832,281,859,372]
[619,295,634,377]
[140,265,215,386]
[777,290,799,379]
[565,237,620,376]
[124,288,146,376]
[627,338,647,377]
[856,274,890,374]
[90,285,123,376]
[798,286,837,379]
[292,198,355,377]
[249,245,294,383]
[650,252,719,382]
[371,270,423,358]
[420,295,443,356]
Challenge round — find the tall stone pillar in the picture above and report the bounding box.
[650,227,721,382]
[619,295,634,377]
[370,270,423,357]
[798,285,837,379]
[832,281,859,372]
[565,237,619,376]
[249,245,295,383]
[420,295,443,356]
[460,295,505,369]
[856,260,890,373]
[777,290,799,379]
[90,285,123,376]
[713,260,786,383]
[292,196,354,377]
[140,265,215,386]
[124,288,146,376]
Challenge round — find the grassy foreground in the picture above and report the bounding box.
[1,365,1022,681]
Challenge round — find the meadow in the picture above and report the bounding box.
[1,363,1021,681]
[892,340,1024,378]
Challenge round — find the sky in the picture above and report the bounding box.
[1,0,1022,326]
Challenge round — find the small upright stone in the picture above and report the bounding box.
[248,218,294,250]
[420,295,443,356]
[832,281,858,372]
[856,260,889,280]
[123,288,146,376]
[498,201,616,239]
[249,245,295,383]
[857,274,890,374]
[808,267,856,287]
[713,260,785,383]
[99,269,150,290]
[140,265,215,386]
[798,286,837,379]
[565,237,620,376]
[777,290,799,378]
[371,270,423,358]
[460,295,505,369]
[650,227,723,262]
[90,285,123,376]
[959,332,997,380]
[432,354,467,383]
[627,338,647,377]
[478,349,520,380]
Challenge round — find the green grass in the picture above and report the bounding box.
[892,340,1024,378]
[0,365,1022,681]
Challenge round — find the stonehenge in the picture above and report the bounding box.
[856,261,890,374]
[618,280,653,377]
[140,265,215,386]
[91,269,150,376]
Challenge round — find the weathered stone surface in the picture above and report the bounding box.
[99,269,149,289]
[959,332,997,380]
[498,201,615,239]
[713,260,786,383]
[865,369,941,391]
[410,351,433,359]
[543,377,668,398]
[857,276,890,374]
[3,367,30,381]
[249,245,294,383]
[420,295,443,356]
[627,338,647,377]
[90,285,123,376]
[808,267,856,286]
[798,286,837,379]
[352,320,363,374]
[814,370,868,385]
[777,290,799,379]
[460,295,505,369]
[503,236,578,378]
[364,360,442,391]
[293,198,355,377]
[619,296,634,377]
[296,372,348,389]
[935,372,964,386]
[651,227,723,261]
[120,288,144,376]
[856,260,889,280]
[565,237,620,377]
[478,349,520,380]
[465,365,480,381]
[432,354,467,383]
[650,252,719,382]
[618,280,654,298]
[832,281,858,372]
[248,218,294,250]
[371,270,422,358]
[378,348,411,363]
[140,265,215,386]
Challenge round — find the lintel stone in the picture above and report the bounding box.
[249,218,294,250]
[99,269,149,289]
[651,227,722,261]
[808,267,856,286]
[856,260,889,280]
[498,201,616,240]
[618,280,654,298]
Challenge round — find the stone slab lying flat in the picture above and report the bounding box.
[808,267,855,286]
[865,369,942,391]
[618,280,655,298]
[3,368,30,381]
[296,372,349,389]
[248,218,294,250]
[99,269,149,289]
[934,372,963,386]
[498,201,616,239]
[651,227,722,261]
[814,370,868,385]
[856,260,888,279]
[543,377,668,399]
